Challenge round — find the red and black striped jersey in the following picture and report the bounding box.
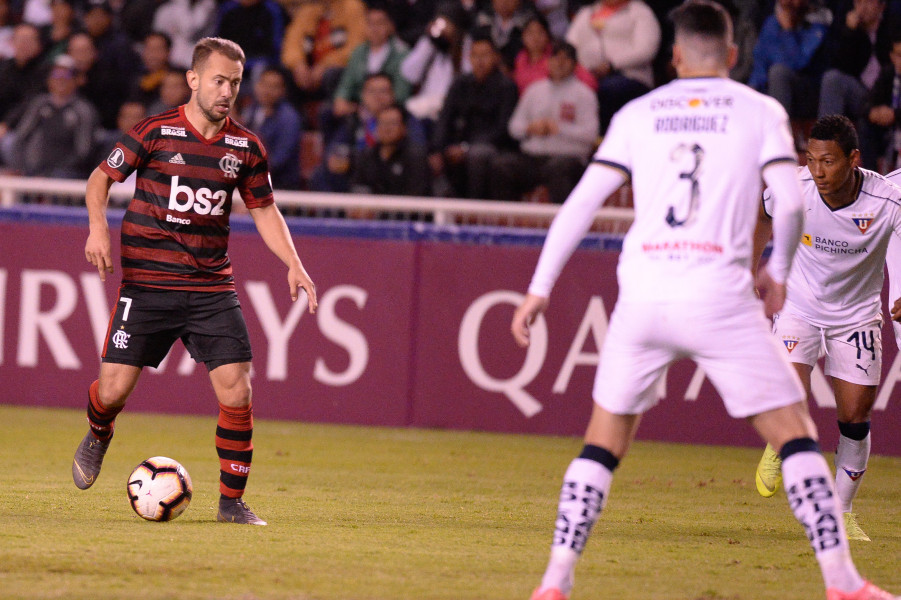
[99,105,275,292]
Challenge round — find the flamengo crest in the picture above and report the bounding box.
[112,329,130,349]
[219,153,241,178]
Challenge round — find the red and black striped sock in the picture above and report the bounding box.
[216,402,253,499]
[86,380,121,442]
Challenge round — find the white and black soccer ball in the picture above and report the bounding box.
[126,456,193,522]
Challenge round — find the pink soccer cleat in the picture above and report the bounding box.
[530,588,568,600]
[827,582,900,600]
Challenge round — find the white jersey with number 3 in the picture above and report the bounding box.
[764,167,901,328]
[595,77,796,303]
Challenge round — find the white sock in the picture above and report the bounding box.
[782,450,864,592]
[539,458,613,595]
[834,433,870,513]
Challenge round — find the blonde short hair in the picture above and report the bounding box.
[191,37,246,72]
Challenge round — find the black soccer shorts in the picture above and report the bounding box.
[102,286,253,370]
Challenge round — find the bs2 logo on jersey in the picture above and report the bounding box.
[168,175,227,216]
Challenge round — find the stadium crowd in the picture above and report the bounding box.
[3,0,901,202]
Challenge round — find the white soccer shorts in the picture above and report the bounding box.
[773,312,883,386]
[593,298,805,418]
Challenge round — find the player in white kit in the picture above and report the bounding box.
[753,116,901,543]
[510,3,899,600]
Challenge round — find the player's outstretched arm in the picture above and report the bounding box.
[249,203,317,313]
[528,163,626,297]
[513,164,623,347]
[511,293,549,347]
[85,167,115,282]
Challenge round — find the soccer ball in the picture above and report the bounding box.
[126,456,193,522]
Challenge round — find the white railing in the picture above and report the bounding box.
[0,175,635,231]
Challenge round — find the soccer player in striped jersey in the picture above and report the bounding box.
[753,116,901,544]
[72,37,317,526]
[511,3,899,599]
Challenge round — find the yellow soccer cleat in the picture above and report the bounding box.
[755,443,783,498]
[843,512,871,542]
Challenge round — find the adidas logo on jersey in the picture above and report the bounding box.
[169,153,186,165]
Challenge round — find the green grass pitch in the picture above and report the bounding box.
[0,405,898,600]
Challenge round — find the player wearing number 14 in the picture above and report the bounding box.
[753,115,901,543]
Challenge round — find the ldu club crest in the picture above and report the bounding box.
[782,336,800,353]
